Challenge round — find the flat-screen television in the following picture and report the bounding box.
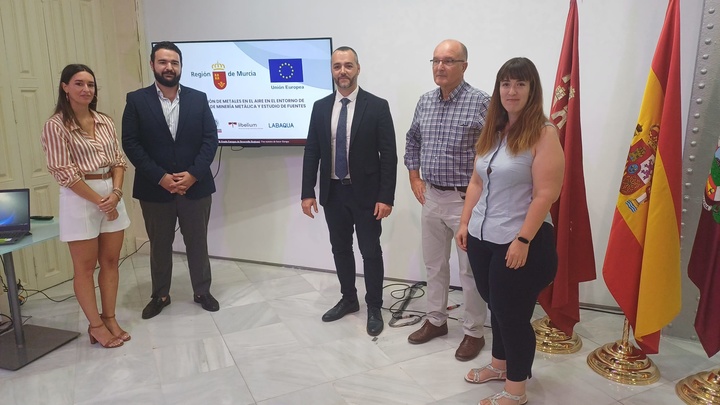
[165,37,334,146]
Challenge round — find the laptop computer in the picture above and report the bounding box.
[0,188,31,245]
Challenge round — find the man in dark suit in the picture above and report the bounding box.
[301,46,397,336]
[122,41,219,319]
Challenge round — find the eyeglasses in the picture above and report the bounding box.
[430,59,465,67]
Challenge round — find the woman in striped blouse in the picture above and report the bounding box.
[41,64,131,349]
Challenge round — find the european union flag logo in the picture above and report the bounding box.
[268,59,304,83]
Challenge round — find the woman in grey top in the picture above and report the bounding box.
[455,57,565,405]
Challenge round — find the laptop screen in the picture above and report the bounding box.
[0,188,31,232]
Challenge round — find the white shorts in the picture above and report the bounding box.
[59,169,131,242]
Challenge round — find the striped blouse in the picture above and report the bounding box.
[41,111,127,188]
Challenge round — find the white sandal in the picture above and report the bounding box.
[480,390,528,405]
[465,364,507,384]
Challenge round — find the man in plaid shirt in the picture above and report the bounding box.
[404,39,490,361]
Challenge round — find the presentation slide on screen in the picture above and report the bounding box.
[175,38,334,145]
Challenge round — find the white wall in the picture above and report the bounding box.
[139,0,703,307]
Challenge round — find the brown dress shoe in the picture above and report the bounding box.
[408,320,448,344]
[455,335,485,361]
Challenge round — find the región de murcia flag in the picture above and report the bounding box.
[538,0,596,337]
[687,140,720,357]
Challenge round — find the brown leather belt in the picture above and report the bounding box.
[84,171,112,180]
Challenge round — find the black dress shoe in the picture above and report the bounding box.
[322,298,359,322]
[142,296,171,319]
[194,293,220,312]
[367,306,384,336]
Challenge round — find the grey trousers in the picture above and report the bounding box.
[140,195,212,298]
[421,185,488,338]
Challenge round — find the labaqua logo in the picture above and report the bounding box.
[213,62,227,90]
[268,122,295,129]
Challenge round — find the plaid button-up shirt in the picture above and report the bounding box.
[404,81,490,187]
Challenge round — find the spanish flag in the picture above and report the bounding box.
[601,0,681,354]
[539,0,596,336]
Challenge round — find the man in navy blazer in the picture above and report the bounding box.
[122,41,219,319]
[301,46,397,336]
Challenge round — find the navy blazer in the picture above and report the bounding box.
[122,85,218,202]
[301,88,397,209]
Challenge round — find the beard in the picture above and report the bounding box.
[154,69,181,87]
[334,75,356,90]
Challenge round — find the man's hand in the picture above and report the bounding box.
[410,177,426,205]
[172,171,197,195]
[301,198,318,219]
[159,173,178,193]
[374,202,392,220]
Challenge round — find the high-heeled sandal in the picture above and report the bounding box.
[88,324,124,348]
[100,314,131,342]
[465,364,507,384]
[480,390,528,405]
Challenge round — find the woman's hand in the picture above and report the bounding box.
[105,208,119,221]
[455,223,469,252]
[98,192,119,214]
[505,239,529,269]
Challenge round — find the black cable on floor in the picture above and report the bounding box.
[382,282,463,328]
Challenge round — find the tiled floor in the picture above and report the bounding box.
[0,253,717,404]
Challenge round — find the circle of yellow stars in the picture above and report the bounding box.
[278,62,295,79]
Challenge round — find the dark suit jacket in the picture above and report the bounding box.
[301,88,397,209]
[122,84,218,202]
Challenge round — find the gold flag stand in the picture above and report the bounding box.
[586,318,660,385]
[676,368,720,404]
[533,316,582,354]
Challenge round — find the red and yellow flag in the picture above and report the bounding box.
[539,0,596,336]
[602,0,681,354]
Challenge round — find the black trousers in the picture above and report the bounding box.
[140,195,213,298]
[323,181,384,308]
[467,222,557,381]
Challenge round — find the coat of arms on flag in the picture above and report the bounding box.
[619,124,659,213]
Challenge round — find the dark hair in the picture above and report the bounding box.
[151,41,183,65]
[53,64,101,127]
[476,57,547,156]
[333,46,359,64]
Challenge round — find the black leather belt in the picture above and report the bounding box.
[430,183,467,193]
[332,178,352,185]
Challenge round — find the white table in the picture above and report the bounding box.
[0,219,79,370]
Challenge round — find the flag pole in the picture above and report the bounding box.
[586,318,660,385]
[675,369,720,404]
[533,316,582,354]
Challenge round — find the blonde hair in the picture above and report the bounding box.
[476,57,548,156]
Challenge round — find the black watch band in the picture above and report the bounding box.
[517,236,530,244]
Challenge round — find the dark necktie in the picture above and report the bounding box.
[335,98,350,179]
